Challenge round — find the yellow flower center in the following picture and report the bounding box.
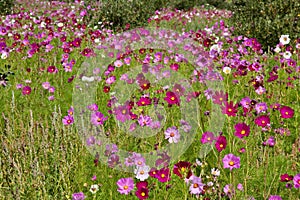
[140,170,144,175]
[141,192,145,196]
[193,183,198,188]
[207,137,211,141]
[122,110,126,114]
[229,161,234,166]
[241,130,245,135]
[170,132,175,137]
[138,161,142,165]
[228,108,232,112]
[161,174,165,178]
[124,185,128,190]
[220,144,223,148]
[171,97,175,101]
[262,120,265,124]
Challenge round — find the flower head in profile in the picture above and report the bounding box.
[268,195,282,200]
[222,153,240,171]
[280,174,293,182]
[72,192,85,200]
[116,177,134,195]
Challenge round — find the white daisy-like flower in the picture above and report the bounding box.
[210,44,221,53]
[295,43,300,49]
[134,165,150,181]
[1,52,8,59]
[90,184,99,194]
[211,168,220,176]
[283,51,292,59]
[94,38,100,43]
[279,35,290,45]
[57,22,64,27]
[274,46,281,53]
[223,66,231,74]
[82,76,95,82]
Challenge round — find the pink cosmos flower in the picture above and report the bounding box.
[164,126,180,143]
[222,153,240,171]
[62,115,74,125]
[116,178,134,195]
[91,111,108,126]
[200,132,216,144]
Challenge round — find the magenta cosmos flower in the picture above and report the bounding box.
[254,115,270,127]
[201,132,216,144]
[215,135,227,152]
[164,91,180,106]
[268,195,282,200]
[135,181,149,200]
[164,126,180,143]
[116,177,134,195]
[137,97,152,106]
[234,123,250,138]
[222,101,238,117]
[155,168,171,183]
[22,86,32,95]
[91,111,108,126]
[62,115,74,125]
[223,153,241,171]
[279,106,294,119]
[72,192,85,200]
[280,173,293,182]
[293,173,300,188]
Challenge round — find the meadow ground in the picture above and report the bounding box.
[0,1,299,200]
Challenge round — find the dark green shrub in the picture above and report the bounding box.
[86,0,169,31]
[167,0,231,10]
[0,0,14,15]
[229,0,300,51]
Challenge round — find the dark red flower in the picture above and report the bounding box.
[215,135,227,152]
[164,91,180,106]
[280,174,293,182]
[155,168,171,183]
[173,161,192,179]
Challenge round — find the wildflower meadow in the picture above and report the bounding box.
[0,0,299,200]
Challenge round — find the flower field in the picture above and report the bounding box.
[0,0,299,199]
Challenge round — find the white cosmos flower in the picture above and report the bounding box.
[279,35,290,45]
[211,168,220,176]
[283,51,292,59]
[82,76,95,82]
[89,184,99,194]
[94,38,100,43]
[223,66,231,74]
[274,46,281,53]
[57,22,63,27]
[134,165,150,181]
[1,52,8,59]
